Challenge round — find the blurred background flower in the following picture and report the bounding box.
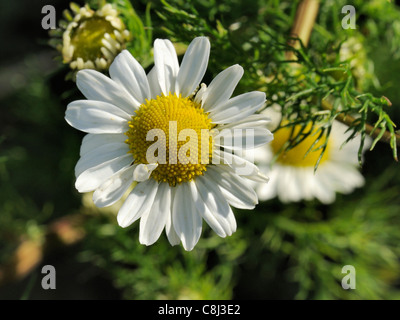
[249,107,371,204]
[49,2,131,79]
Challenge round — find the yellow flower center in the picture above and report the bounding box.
[125,93,214,186]
[70,17,116,61]
[270,122,331,167]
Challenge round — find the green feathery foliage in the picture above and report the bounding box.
[157,0,399,167]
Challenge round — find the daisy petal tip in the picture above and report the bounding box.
[182,242,196,252]
[216,230,227,238]
[196,35,209,41]
[64,112,73,126]
[178,228,200,251]
[177,230,200,251]
[138,237,152,247]
[76,68,97,80]
[75,69,86,79]
[261,92,267,101]
[154,38,173,48]
[115,49,134,64]
[120,48,130,56]
[111,49,126,63]
[224,227,235,237]
[197,36,211,48]
[74,177,92,194]
[168,238,181,247]
[117,215,131,229]
[232,63,244,73]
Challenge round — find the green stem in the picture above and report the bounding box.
[321,100,400,149]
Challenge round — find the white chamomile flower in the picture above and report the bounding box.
[51,2,130,75]
[65,36,273,250]
[250,107,371,204]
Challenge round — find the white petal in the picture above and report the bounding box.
[214,127,273,150]
[189,180,226,238]
[259,105,283,130]
[299,168,319,202]
[217,114,271,130]
[109,50,151,107]
[284,166,303,202]
[256,167,278,201]
[338,164,365,190]
[139,182,170,245]
[172,183,202,251]
[153,39,179,95]
[201,64,243,112]
[246,143,274,163]
[276,166,295,203]
[93,165,135,207]
[76,69,138,114]
[175,37,210,97]
[322,162,364,194]
[297,168,314,201]
[331,120,372,157]
[117,179,159,228]
[195,174,237,236]
[312,170,336,204]
[194,83,207,104]
[65,100,130,134]
[210,91,266,124]
[165,187,180,246]
[80,133,126,156]
[75,141,130,177]
[213,149,269,182]
[75,154,132,193]
[207,166,258,209]
[147,66,162,100]
[132,163,158,182]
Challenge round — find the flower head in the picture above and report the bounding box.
[250,107,371,204]
[51,3,130,77]
[65,37,272,250]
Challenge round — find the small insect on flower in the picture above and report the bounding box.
[65,37,273,250]
[50,2,130,79]
[248,107,372,204]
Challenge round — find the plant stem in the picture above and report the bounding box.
[289,0,399,150]
[286,0,320,61]
[321,100,400,148]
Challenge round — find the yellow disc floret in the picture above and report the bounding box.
[125,93,214,186]
[70,17,116,62]
[270,122,331,167]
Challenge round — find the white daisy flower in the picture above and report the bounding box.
[250,107,371,204]
[51,3,130,75]
[65,37,272,251]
